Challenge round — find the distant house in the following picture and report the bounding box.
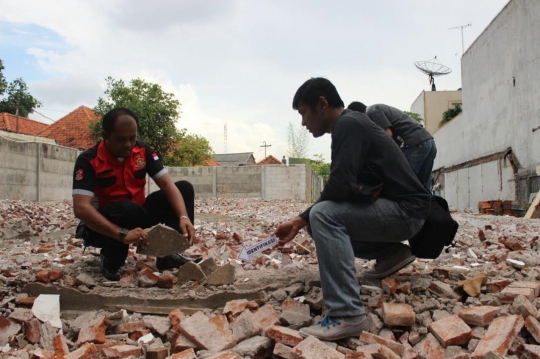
[0,112,49,136]
[256,155,283,165]
[202,158,220,166]
[39,106,100,150]
[213,152,256,166]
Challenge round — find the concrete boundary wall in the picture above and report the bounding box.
[0,136,318,203]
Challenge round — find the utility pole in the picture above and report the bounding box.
[449,24,472,55]
[260,141,271,158]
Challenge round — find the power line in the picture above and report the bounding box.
[31,110,56,122]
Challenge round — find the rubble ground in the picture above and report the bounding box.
[1,197,540,359]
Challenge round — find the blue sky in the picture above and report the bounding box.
[0,0,509,161]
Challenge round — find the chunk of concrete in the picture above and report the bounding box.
[177,262,207,285]
[137,224,190,257]
[199,258,218,276]
[179,311,236,352]
[206,264,236,285]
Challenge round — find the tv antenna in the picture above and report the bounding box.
[449,23,472,55]
[260,141,271,157]
[414,56,452,91]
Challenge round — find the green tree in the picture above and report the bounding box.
[167,130,214,167]
[0,59,7,95]
[310,154,330,183]
[88,120,101,143]
[404,111,423,123]
[440,104,462,127]
[287,122,310,158]
[0,78,42,117]
[95,77,182,161]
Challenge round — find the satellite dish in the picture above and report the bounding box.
[414,56,452,91]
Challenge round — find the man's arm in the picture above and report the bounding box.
[73,194,124,239]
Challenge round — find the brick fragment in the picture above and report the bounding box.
[49,269,64,281]
[413,333,445,359]
[230,335,273,359]
[25,318,42,343]
[253,304,280,333]
[359,332,404,356]
[64,342,97,359]
[471,314,525,358]
[293,335,345,359]
[396,282,411,294]
[179,311,236,352]
[77,325,106,346]
[173,334,197,352]
[146,347,169,359]
[510,294,538,318]
[345,352,373,359]
[0,316,22,345]
[206,263,236,285]
[53,334,70,357]
[113,320,146,334]
[265,325,303,347]
[281,298,310,316]
[382,303,414,326]
[231,309,261,342]
[428,315,472,347]
[429,281,462,300]
[223,299,249,317]
[102,344,141,358]
[402,347,420,359]
[499,281,540,303]
[157,274,175,288]
[381,278,397,295]
[168,348,196,359]
[485,279,510,293]
[177,262,206,285]
[8,308,34,323]
[525,316,540,344]
[372,344,400,359]
[169,309,186,331]
[35,270,50,283]
[30,348,54,359]
[516,344,540,359]
[458,306,500,326]
[274,342,297,359]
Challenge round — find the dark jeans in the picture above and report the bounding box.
[402,138,437,191]
[77,180,195,269]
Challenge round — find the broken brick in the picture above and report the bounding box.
[173,334,198,352]
[458,306,500,326]
[265,325,303,347]
[64,342,97,359]
[53,334,70,357]
[413,333,445,359]
[113,321,147,334]
[472,314,525,358]
[0,316,22,345]
[179,311,236,352]
[169,309,187,332]
[168,348,197,359]
[524,316,540,344]
[428,315,472,347]
[231,309,261,342]
[382,303,415,326]
[25,318,41,343]
[510,294,538,318]
[253,304,280,334]
[35,270,50,283]
[381,278,398,295]
[223,299,249,317]
[273,342,297,359]
[360,332,404,356]
[49,269,64,281]
[102,344,141,358]
[293,335,345,359]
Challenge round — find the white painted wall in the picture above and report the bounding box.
[433,0,540,210]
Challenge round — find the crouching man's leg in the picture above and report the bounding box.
[144,180,200,271]
[85,200,150,281]
[299,200,371,341]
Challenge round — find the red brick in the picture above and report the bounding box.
[49,269,64,281]
[169,348,196,359]
[471,314,525,358]
[30,348,53,359]
[0,316,22,344]
[35,270,50,283]
[511,294,538,318]
[413,333,444,359]
[281,299,310,316]
[77,325,106,346]
[458,306,500,326]
[525,316,540,344]
[486,279,510,293]
[397,282,411,294]
[179,311,236,352]
[516,344,540,359]
[173,334,197,352]
[25,318,41,343]
[231,309,261,342]
[113,321,146,334]
[373,344,400,359]
[402,347,420,359]
[205,353,241,359]
[253,304,280,333]
[223,299,249,317]
[345,352,373,359]
[381,278,398,295]
[169,309,186,331]
[428,315,472,347]
[102,344,141,358]
[64,342,97,359]
[293,335,345,359]
[382,303,415,326]
[265,325,303,347]
[274,342,297,359]
[17,297,36,306]
[53,334,70,357]
[157,274,175,288]
[360,332,404,356]
[500,287,536,303]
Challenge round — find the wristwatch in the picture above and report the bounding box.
[118,227,128,242]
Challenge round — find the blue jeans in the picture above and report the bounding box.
[402,139,437,191]
[308,199,424,317]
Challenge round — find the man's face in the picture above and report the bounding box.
[102,115,138,158]
[297,98,328,138]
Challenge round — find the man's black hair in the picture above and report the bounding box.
[347,101,367,113]
[292,77,345,110]
[101,108,140,132]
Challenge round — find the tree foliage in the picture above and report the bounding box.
[310,154,330,183]
[440,104,462,127]
[404,111,423,123]
[287,122,310,158]
[0,59,7,96]
[0,78,42,117]
[95,77,182,160]
[167,130,214,167]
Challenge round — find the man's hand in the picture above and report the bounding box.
[179,217,196,245]
[273,216,308,246]
[122,228,149,249]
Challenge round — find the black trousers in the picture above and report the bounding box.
[78,180,195,268]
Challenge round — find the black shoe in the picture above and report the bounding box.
[156,254,202,271]
[100,253,121,281]
[363,244,416,279]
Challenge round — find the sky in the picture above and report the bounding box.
[0,0,509,163]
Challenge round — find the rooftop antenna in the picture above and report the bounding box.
[449,23,472,55]
[414,56,452,91]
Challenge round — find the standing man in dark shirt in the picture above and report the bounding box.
[274,78,430,341]
[73,108,198,281]
[347,102,437,191]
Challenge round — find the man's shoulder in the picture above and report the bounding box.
[77,143,99,161]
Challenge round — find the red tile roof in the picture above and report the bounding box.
[256,155,284,165]
[0,112,49,135]
[202,158,220,166]
[39,106,100,150]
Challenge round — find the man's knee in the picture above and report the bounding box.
[99,200,147,228]
[309,201,331,226]
[175,180,194,199]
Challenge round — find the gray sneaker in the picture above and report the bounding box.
[299,315,371,341]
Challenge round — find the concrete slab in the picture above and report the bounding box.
[137,224,190,257]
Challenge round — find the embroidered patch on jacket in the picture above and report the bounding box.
[135,155,146,168]
[75,169,84,181]
[152,153,159,161]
